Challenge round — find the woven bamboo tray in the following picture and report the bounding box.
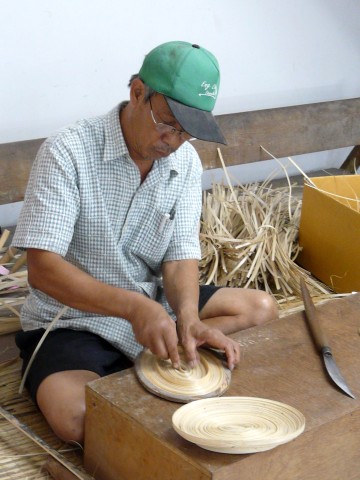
[172,396,305,454]
[135,347,231,402]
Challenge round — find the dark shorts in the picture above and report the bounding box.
[16,284,221,404]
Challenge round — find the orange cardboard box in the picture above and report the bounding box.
[297,175,360,293]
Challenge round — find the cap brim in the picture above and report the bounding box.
[165,97,227,145]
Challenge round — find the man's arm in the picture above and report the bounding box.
[27,248,181,367]
[161,259,240,370]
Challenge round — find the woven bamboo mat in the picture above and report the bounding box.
[0,357,84,480]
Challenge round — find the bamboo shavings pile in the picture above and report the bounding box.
[0,229,28,335]
[199,155,343,314]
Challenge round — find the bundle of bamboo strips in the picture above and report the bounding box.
[0,229,28,335]
[199,172,342,313]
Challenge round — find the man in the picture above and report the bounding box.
[13,41,277,443]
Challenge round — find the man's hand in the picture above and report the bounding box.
[161,259,240,371]
[176,317,240,371]
[129,299,181,369]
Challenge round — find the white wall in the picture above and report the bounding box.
[1,0,360,142]
[1,0,360,225]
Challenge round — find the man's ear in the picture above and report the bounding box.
[129,78,146,105]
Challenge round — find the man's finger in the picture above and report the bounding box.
[223,341,241,370]
[205,332,241,370]
[161,328,181,369]
[182,338,200,368]
[167,342,181,369]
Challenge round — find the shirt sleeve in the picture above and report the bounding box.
[12,136,80,256]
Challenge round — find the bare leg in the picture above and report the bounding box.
[36,370,99,443]
[199,288,278,335]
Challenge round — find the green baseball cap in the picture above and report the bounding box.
[139,41,226,144]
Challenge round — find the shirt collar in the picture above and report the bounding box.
[103,103,129,163]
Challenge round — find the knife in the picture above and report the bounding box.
[300,278,355,399]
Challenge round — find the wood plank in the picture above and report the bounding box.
[0,138,44,205]
[194,97,360,170]
[341,144,360,172]
[1,98,360,205]
[84,293,360,480]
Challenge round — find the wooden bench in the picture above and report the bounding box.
[1,97,360,480]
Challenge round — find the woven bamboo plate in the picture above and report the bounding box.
[172,396,306,454]
[135,347,231,403]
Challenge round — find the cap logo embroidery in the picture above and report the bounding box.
[198,81,218,99]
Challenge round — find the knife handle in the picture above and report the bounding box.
[300,278,330,351]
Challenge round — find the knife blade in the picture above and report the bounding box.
[300,278,355,399]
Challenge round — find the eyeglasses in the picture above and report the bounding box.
[149,98,195,142]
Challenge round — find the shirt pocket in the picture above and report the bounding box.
[128,208,175,268]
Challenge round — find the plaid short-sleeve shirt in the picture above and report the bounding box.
[13,104,203,360]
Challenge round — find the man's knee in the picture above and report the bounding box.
[250,290,278,325]
[36,370,98,444]
[37,388,86,443]
[48,404,86,444]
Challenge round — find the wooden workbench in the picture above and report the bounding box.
[84,293,360,480]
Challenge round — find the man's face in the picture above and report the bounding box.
[129,87,192,163]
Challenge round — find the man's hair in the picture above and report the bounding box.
[128,74,155,102]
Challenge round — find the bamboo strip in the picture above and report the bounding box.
[0,230,11,250]
[10,252,27,274]
[19,305,69,394]
[0,406,93,480]
[0,317,21,335]
[0,246,17,265]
